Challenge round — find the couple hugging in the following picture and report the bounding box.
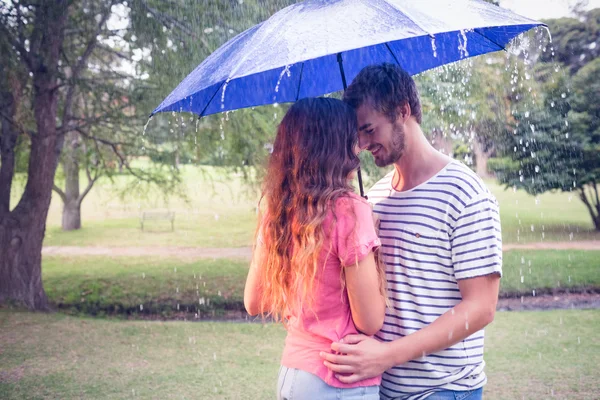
[244,63,502,400]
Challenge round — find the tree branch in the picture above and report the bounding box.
[52,183,67,204]
[592,180,599,212]
[74,127,135,148]
[0,5,33,71]
[0,109,35,137]
[58,101,134,135]
[139,0,197,39]
[61,0,115,129]
[78,164,98,206]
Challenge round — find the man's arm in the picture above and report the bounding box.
[320,273,500,383]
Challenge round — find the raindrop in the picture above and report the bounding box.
[220,78,231,110]
[143,116,153,136]
[142,273,145,279]
[458,29,470,58]
[431,36,437,58]
[561,93,566,98]
[140,304,143,311]
[213,352,217,360]
[532,290,536,297]
[535,166,540,173]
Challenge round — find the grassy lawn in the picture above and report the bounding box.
[42,250,600,317]
[9,166,595,248]
[501,250,600,296]
[0,309,598,399]
[43,256,249,318]
[489,180,600,244]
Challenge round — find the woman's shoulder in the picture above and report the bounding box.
[334,192,371,216]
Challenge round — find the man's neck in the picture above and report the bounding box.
[391,123,452,192]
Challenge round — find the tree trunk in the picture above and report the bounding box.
[579,186,600,232]
[62,201,82,231]
[0,80,19,214]
[61,131,82,231]
[0,1,68,310]
[473,139,491,179]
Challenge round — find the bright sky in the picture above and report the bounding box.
[500,0,600,20]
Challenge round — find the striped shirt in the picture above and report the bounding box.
[368,161,502,400]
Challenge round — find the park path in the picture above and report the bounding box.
[42,240,600,259]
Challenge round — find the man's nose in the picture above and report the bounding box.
[358,133,370,150]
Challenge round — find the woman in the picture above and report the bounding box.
[244,97,387,400]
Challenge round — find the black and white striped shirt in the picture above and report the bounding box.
[368,161,502,400]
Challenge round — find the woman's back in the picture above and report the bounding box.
[282,193,381,388]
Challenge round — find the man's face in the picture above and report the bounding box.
[356,103,405,167]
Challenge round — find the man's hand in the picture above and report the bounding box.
[320,334,393,384]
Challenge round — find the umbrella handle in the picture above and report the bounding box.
[338,52,367,200]
[357,167,366,199]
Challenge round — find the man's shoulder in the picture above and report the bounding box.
[366,170,394,204]
[438,161,495,203]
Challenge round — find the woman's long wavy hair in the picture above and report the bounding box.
[256,97,381,321]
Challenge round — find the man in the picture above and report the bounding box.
[320,63,502,400]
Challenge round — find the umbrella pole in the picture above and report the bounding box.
[337,53,366,199]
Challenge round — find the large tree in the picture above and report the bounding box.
[489,9,600,230]
[0,0,299,309]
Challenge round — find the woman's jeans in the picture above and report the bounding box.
[425,387,483,400]
[277,366,380,400]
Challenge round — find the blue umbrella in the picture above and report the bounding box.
[152,0,544,195]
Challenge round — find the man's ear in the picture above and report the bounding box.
[396,102,411,123]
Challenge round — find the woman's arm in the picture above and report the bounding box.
[244,240,266,316]
[344,251,386,336]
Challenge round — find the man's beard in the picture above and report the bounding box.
[374,122,405,167]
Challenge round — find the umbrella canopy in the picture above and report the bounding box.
[152,0,544,117]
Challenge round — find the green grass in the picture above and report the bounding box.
[500,250,600,296]
[488,179,600,243]
[8,166,596,248]
[42,250,600,317]
[43,256,249,317]
[0,309,598,399]
[0,311,284,400]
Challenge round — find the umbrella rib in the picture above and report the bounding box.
[472,28,507,52]
[198,81,227,118]
[295,63,305,102]
[380,1,434,38]
[384,42,402,67]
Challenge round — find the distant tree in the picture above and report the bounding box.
[489,9,600,230]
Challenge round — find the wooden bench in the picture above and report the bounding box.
[140,211,175,231]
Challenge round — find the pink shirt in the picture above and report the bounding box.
[280,193,382,388]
